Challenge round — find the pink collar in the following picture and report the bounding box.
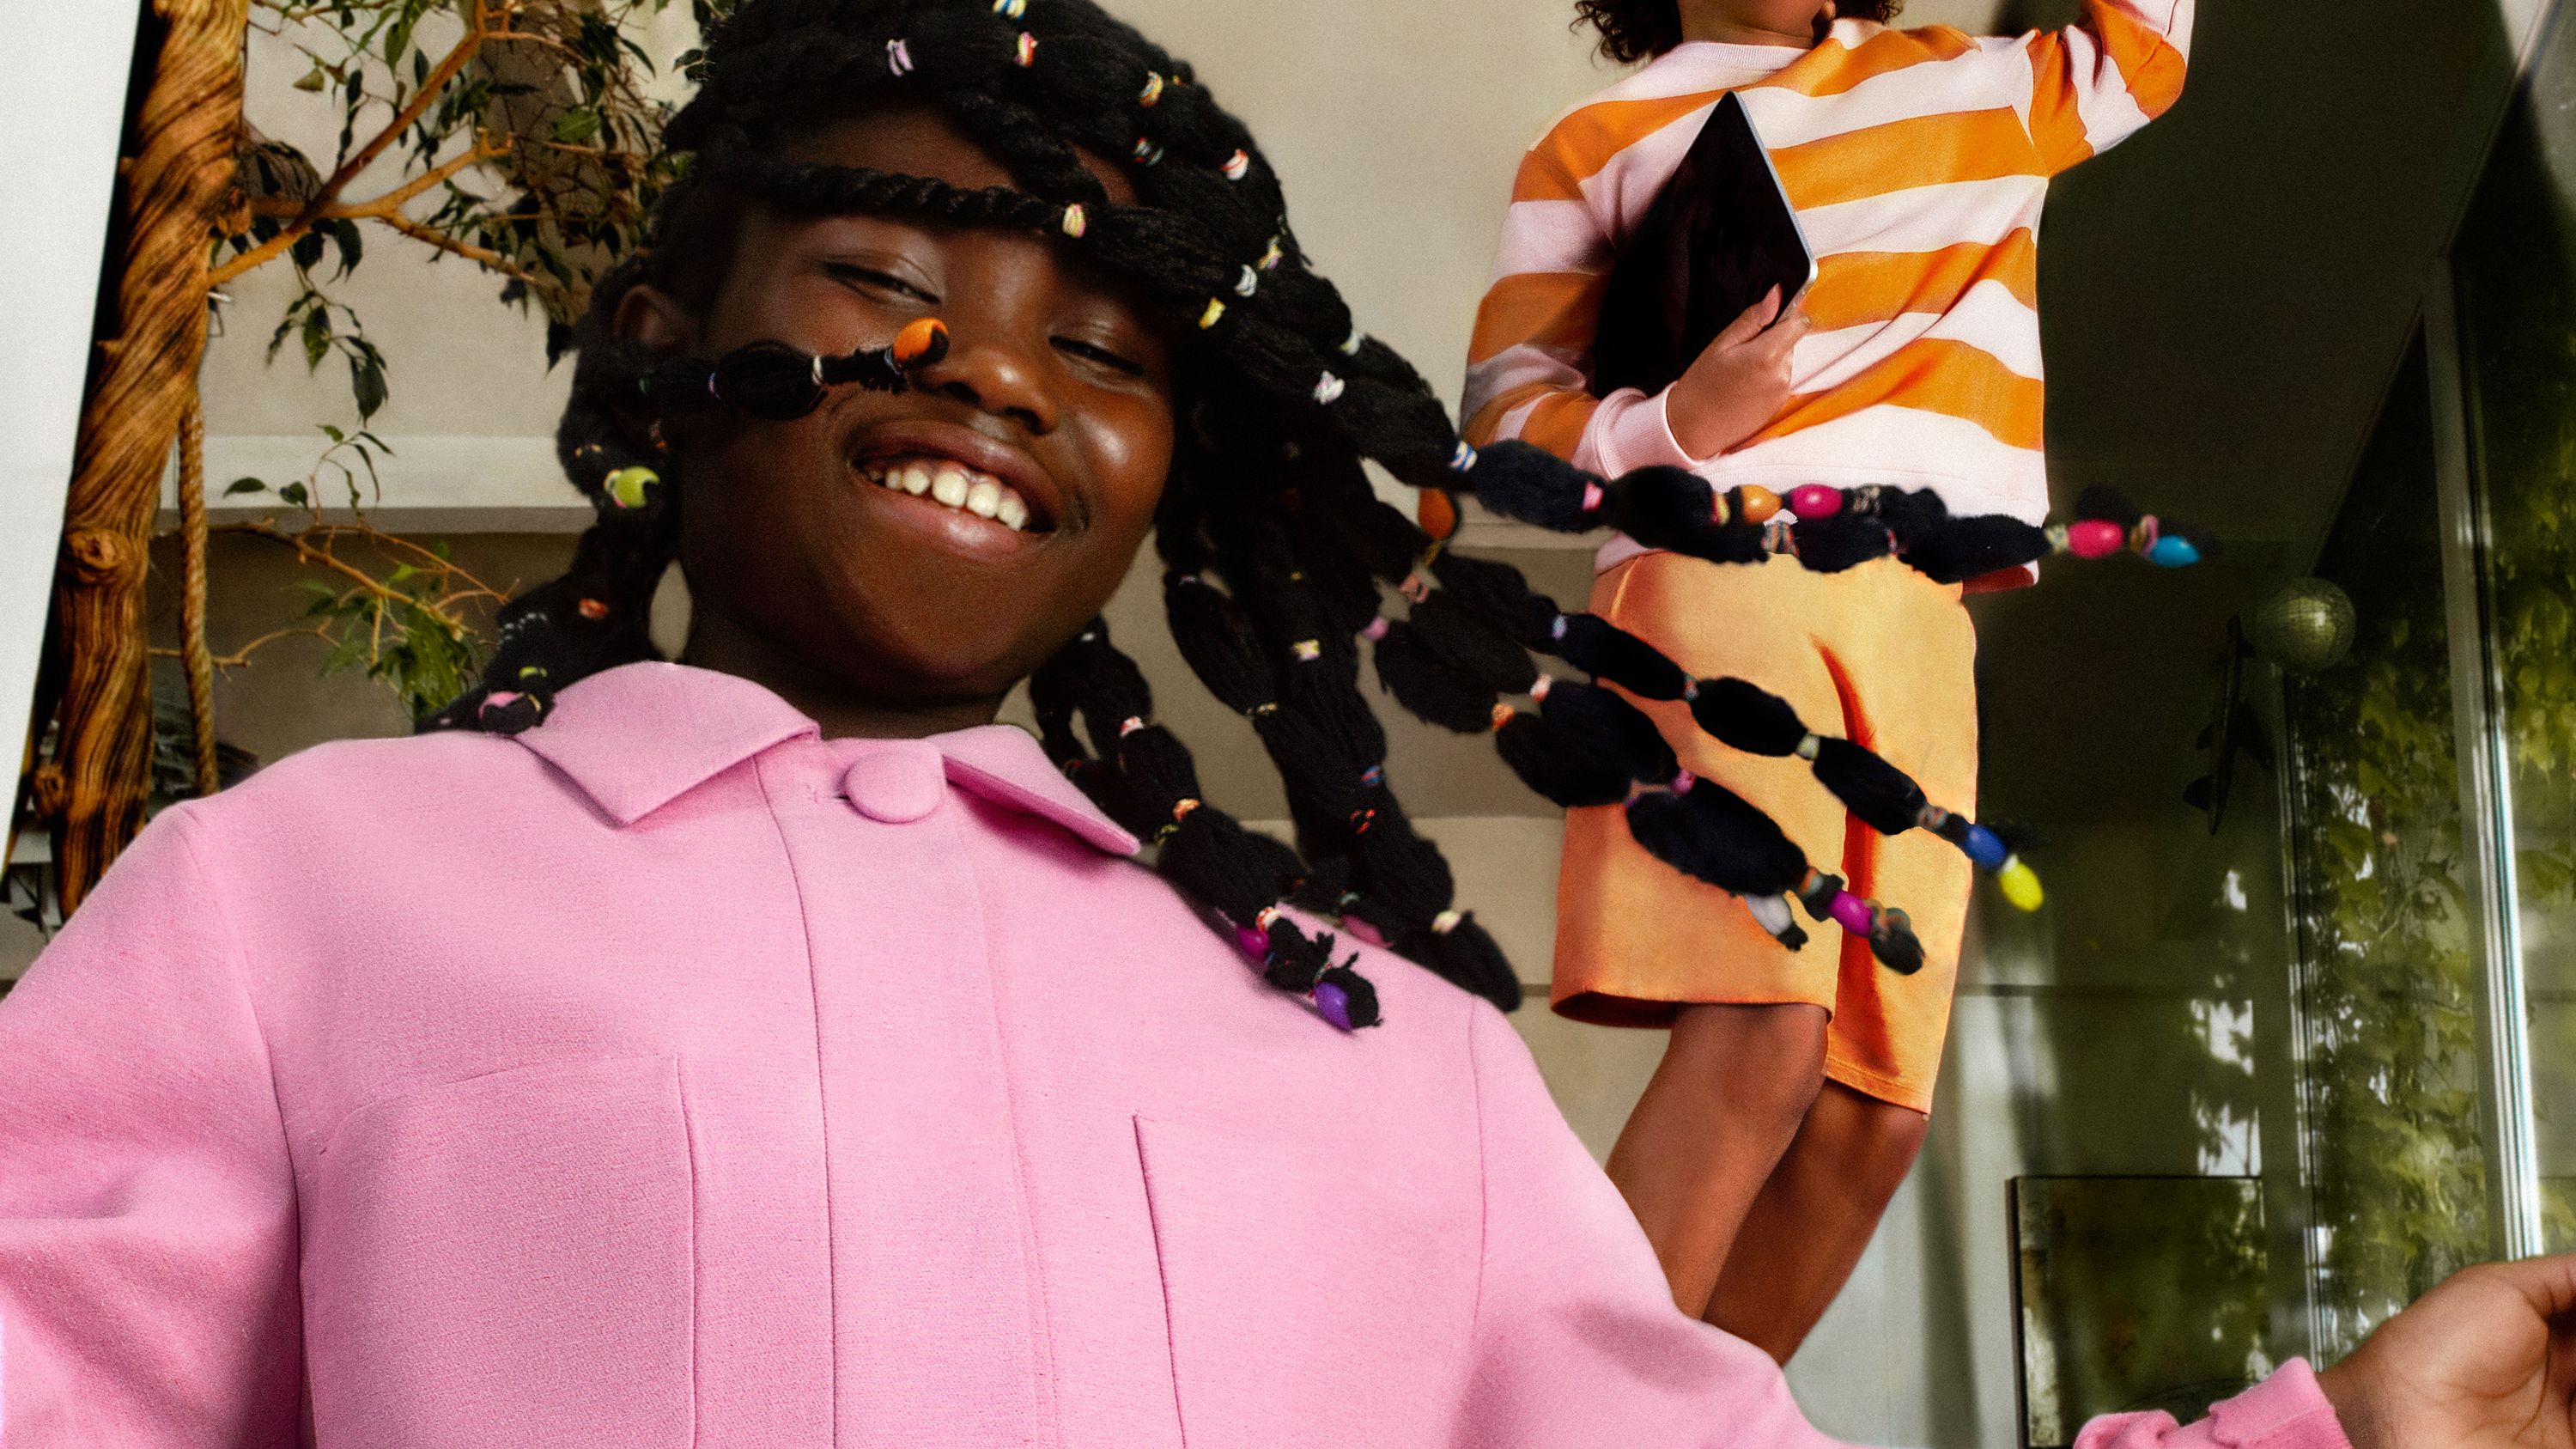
[517,661,1141,856]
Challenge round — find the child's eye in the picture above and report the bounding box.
[823,262,938,302]
[1054,337,1146,377]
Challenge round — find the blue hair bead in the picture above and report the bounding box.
[1313,977,1356,1031]
[1960,823,2008,871]
[2147,534,2202,568]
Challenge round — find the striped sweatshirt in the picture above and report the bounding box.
[1461,2,2192,565]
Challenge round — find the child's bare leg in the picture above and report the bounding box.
[1604,1000,1829,1318]
[1702,1081,1930,1361]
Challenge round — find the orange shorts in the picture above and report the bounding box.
[1552,551,1979,1113]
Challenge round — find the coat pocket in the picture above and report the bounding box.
[304,1056,694,1449]
[1133,1113,1474,1449]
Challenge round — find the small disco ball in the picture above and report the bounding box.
[2248,578,2357,674]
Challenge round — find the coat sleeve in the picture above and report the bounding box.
[2023,0,2194,174]
[1453,1007,2353,1449]
[0,807,302,1447]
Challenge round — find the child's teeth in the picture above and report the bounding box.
[995,491,1029,532]
[931,466,970,508]
[965,479,1002,518]
[900,463,932,496]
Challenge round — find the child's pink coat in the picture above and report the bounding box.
[0,662,2343,1447]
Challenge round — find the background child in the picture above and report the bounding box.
[1461,0,2194,1359]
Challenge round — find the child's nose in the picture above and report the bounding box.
[914,329,1056,437]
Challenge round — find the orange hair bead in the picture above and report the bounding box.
[1417,488,1460,542]
[891,316,950,368]
[1735,484,1782,525]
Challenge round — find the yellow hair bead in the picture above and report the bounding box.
[604,466,659,511]
[1198,298,1226,329]
[1997,858,2044,913]
[1138,72,1163,106]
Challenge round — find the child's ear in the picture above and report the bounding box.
[614,282,697,356]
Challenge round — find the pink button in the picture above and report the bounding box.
[842,747,946,824]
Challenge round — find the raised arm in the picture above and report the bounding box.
[0,810,302,1446]
[2022,0,2195,174]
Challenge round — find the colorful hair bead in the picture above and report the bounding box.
[1432,909,1463,935]
[1340,327,1364,356]
[1291,638,1323,661]
[890,315,950,368]
[577,597,610,622]
[1234,265,1260,297]
[1118,715,1148,738]
[1787,484,1843,521]
[1235,922,1270,959]
[1258,236,1284,271]
[1362,616,1391,642]
[1417,487,1459,542]
[1059,203,1087,237]
[1133,137,1164,165]
[1794,733,1822,761]
[1311,975,1358,1031]
[1735,484,1782,525]
[1014,31,1038,65]
[885,38,914,75]
[1959,822,2008,871]
[1138,72,1164,106]
[1489,703,1516,732]
[1222,149,1251,180]
[2147,534,2202,568]
[2062,519,2127,558]
[517,664,549,683]
[1746,893,1795,937]
[1581,480,1606,514]
[1997,857,2044,911]
[1313,371,1346,404]
[1359,764,1385,788]
[1199,298,1226,329]
[1449,440,1479,472]
[992,0,1025,15]
[1527,673,1554,703]
[1828,890,1876,936]
[604,465,658,511]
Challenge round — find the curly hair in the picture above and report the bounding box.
[425,0,2108,1031]
[1575,0,1905,64]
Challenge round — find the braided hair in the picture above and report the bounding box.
[428,0,2173,1029]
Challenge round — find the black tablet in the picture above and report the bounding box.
[1592,90,1816,400]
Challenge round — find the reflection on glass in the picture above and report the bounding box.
[2283,338,2491,1360]
[2010,1176,2269,1448]
[2453,15,2576,1252]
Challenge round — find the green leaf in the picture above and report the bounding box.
[222,477,265,496]
[330,218,362,279]
[294,61,328,93]
[550,107,602,144]
[279,482,310,508]
[300,305,331,370]
[319,423,345,443]
[349,353,387,420]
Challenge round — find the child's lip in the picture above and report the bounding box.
[850,420,1067,533]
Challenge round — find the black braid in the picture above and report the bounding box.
[426,0,2097,1027]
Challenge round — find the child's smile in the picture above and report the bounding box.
[848,415,1065,565]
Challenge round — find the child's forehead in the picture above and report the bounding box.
[780,106,1139,209]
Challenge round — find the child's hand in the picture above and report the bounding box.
[2318,1255,2576,1449]
[1667,287,1808,461]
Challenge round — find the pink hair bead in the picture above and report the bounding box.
[1361,616,1390,642]
[2064,519,2128,558]
[1235,924,1270,959]
[1829,891,1876,935]
[1787,485,1843,521]
[1581,480,1605,514]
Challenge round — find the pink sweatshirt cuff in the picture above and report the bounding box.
[2077,1361,2352,1449]
[1588,387,1708,477]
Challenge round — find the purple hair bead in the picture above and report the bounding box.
[1313,977,1357,1032]
[1235,923,1270,960]
[1829,891,1876,936]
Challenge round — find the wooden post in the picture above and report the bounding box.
[48,0,251,912]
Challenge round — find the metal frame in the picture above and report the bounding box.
[2424,264,2547,1261]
